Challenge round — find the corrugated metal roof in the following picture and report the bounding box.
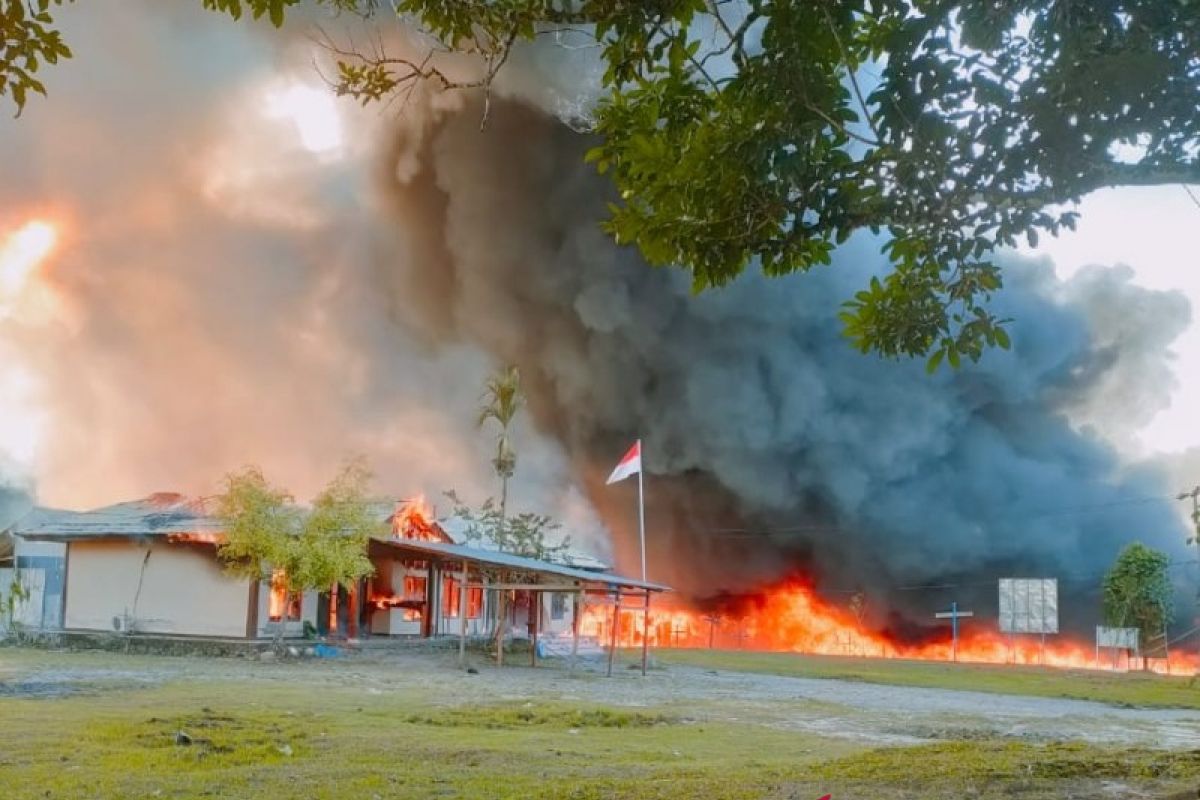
[15,494,440,542]
[15,494,225,540]
[372,538,670,592]
[12,495,642,587]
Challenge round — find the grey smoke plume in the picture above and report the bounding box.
[0,4,1192,630]
[376,93,1193,623]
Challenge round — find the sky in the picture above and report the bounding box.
[1020,186,1200,457]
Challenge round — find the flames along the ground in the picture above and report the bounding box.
[579,579,1198,674]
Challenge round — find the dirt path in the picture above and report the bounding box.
[5,648,1199,749]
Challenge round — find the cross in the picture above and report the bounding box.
[934,601,975,662]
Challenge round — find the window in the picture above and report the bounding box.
[443,579,484,620]
[550,592,568,621]
[467,587,483,619]
[402,575,426,622]
[443,577,461,618]
[268,570,302,622]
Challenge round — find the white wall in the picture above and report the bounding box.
[64,539,251,638]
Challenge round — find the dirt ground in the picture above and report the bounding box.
[5,646,1199,749]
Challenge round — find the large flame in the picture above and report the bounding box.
[392,494,444,541]
[581,580,1197,674]
[0,218,60,466]
[0,219,56,308]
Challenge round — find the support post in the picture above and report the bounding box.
[607,588,620,677]
[951,601,958,662]
[934,604,973,662]
[531,591,540,669]
[495,574,506,667]
[421,563,436,639]
[640,589,650,677]
[347,581,359,640]
[570,590,581,672]
[458,559,469,667]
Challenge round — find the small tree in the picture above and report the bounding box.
[217,460,379,640]
[1102,542,1173,664]
[0,568,30,639]
[444,490,569,562]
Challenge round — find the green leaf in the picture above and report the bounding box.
[925,349,945,374]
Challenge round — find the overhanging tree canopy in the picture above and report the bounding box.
[5,0,1199,368]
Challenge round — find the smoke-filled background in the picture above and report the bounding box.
[1,3,1196,632]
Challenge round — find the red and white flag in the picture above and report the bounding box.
[605,441,641,485]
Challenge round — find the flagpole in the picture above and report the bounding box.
[637,439,649,677]
[637,438,646,582]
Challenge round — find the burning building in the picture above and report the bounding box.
[10,492,665,648]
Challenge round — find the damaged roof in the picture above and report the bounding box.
[12,492,650,587]
[13,493,225,540]
[14,493,439,541]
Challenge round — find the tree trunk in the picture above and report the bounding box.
[491,473,510,658]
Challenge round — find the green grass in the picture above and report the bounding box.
[2,647,1199,798]
[655,648,1200,710]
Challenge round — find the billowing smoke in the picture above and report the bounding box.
[375,93,1192,624]
[0,4,1192,630]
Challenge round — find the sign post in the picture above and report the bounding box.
[999,578,1059,662]
[934,602,975,662]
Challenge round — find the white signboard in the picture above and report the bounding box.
[998,578,1058,634]
[1096,626,1139,650]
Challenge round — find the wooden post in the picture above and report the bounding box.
[347,581,359,640]
[569,590,581,672]
[606,588,620,677]
[531,591,539,669]
[458,559,469,667]
[640,590,650,677]
[328,582,338,636]
[496,573,506,667]
[421,563,436,639]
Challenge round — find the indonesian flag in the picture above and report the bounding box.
[605,440,641,485]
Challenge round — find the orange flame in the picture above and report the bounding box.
[581,581,1198,675]
[0,219,56,304]
[166,532,224,544]
[268,569,288,621]
[392,494,444,541]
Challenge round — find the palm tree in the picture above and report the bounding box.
[477,365,523,662]
[477,365,522,539]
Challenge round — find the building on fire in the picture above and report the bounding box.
[4,492,667,651]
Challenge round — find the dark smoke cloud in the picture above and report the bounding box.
[378,94,1192,623]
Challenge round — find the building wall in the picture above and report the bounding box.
[64,539,250,638]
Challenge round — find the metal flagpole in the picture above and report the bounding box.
[637,439,646,582]
[637,439,649,676]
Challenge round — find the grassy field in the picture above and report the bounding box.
[2,647,1199,799]
[655,648,1200,710]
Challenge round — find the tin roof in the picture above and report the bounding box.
[372,537,670,592]
[13,494,441,542]
[13,493,224,540]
